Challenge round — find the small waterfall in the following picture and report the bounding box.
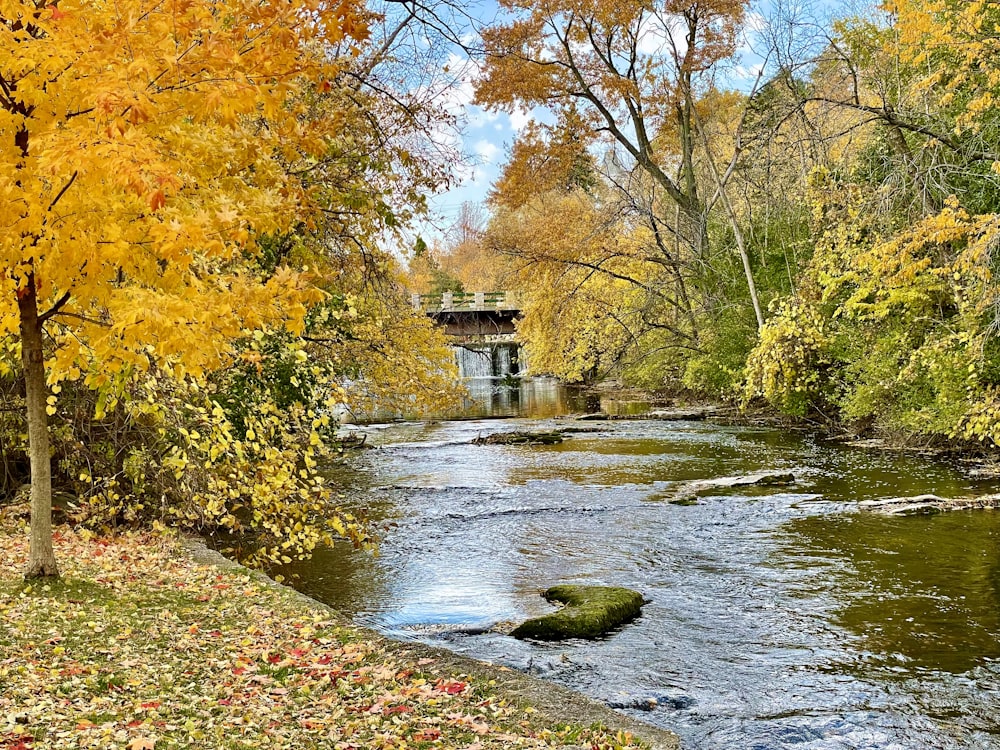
[454,343,522,378]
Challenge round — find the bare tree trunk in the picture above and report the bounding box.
[690,108,765,332]
[18,275,58,579]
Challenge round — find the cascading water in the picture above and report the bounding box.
[454,343,523,378]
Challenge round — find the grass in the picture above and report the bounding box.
[0,520,649,750]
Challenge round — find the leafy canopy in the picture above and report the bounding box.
[1,0,366,381]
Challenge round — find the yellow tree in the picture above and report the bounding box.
[1,0,366,577]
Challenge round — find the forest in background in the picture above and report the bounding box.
[412,0,1000,449]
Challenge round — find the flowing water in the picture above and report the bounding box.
[283,378,1000,749]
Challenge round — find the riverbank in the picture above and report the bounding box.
[0,520,679,750]
[582,381,1000,459]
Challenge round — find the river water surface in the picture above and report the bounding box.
[284,379,1000,749]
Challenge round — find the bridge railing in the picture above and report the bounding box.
[411,290,521,312]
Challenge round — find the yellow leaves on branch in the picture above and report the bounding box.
[890,0,1000,133]
[844,199,1000,325]
[0,0,367,379]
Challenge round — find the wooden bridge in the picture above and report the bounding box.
[412,291,521,342]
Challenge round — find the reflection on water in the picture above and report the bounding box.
[455,376,598,418]
[784,512,1000,673]
[283,384,1000,749]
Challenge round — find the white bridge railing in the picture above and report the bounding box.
[411,291,521,313]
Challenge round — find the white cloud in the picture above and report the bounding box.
[508,108,533,132]
[474,139,500,164]
[745,11,768,34]
[636,13,687,58]
[733,62,765,81]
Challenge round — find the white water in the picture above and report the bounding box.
[454,343,522,378]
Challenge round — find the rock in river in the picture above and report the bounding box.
[511,585,645,641]
[668,471,797,504]
[473,430,565,445]
[858,493,1000,515]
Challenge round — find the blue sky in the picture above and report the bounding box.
[411,47,537,244]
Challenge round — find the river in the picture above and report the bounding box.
[282,378,1000,749]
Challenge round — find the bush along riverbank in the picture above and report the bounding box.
[0,519,676,750]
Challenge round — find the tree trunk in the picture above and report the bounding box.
[689,106,765,332]
[18,275,59,579]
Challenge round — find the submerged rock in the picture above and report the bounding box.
[859,493,1000,515]
[607,693,697,711]
[668,471,797,504]
[473,430,565,445]
[511,585,645,641]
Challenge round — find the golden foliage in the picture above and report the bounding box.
[1,0,367,380]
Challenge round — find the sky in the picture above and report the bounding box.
[412,48,537,245]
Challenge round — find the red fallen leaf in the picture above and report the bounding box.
[396,669,414,680]
[315,654,333,665]
[266,654,282,664]
[218,699,232,706]
[232,666,246,675]
[290,648,308,658]
[3,735,35,750]
[140,701,160,709]
[209,630,223,638]
[413,729,442,741]
[435,680,467,695]
[196,595,210,602]
[385,705,412,715]
[127,720,143,728]
[75,720,95,730]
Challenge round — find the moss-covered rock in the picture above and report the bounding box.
[511,585,645,641]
